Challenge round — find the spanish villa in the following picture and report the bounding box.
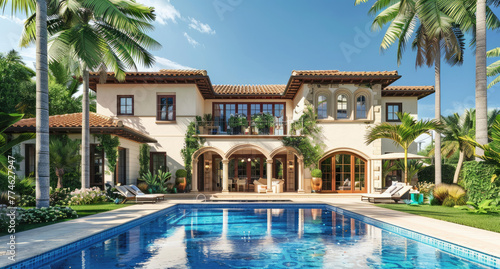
[6,70,434,194]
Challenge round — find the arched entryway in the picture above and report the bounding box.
[319,151,367,193]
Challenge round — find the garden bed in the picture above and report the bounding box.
[0,203,130,236]
[376,204,500,233]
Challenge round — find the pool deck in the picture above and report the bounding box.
[1,197,500,267]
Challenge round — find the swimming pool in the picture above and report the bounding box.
[8,204,499,268]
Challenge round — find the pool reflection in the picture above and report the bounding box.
[48,207,489,269]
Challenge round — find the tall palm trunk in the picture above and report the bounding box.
[453,150,465,184]
[35,0,50,208]
[55,168,64,188]
[81,66,90,189]
[476,0,488,157]
[404,148,408,183]
[435,49,442,185]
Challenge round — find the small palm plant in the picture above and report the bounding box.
[49,136,81,189]
[366,112,443,183]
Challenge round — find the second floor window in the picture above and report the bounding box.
[317,95,328,119]
[337,94,348,119]
[356,95,367,119]
[386,103,402,122]
[118,95,134,115]
[157,95,176,121]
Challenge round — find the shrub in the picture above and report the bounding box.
[176,169,187,178]
[442,196,456,207]
[69,187,109,205]
[0,205,22,232]
[50,187,72,206]
[19,195,36,207]
[431,184,467,206]
[461,161,500,204]
[456,200,500,214]
[0,191,19,206]
[140,170,171,194]
[19,206,78,224]
[418,164,455,184]
[416,181,434,198]
[311,169,322,178]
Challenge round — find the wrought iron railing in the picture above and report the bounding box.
[195,118,302,136]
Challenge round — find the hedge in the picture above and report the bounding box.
[460,161,500,204]
[417,164,455,184]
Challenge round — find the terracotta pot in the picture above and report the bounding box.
[311,177,322,192]
[177,177,186,192]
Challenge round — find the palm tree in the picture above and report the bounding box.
[21,0,160,189]
[440,110,475,183]
[0,0,49,208]
[49,136,80,188]
[486,47,500,88]
[366,112,443,183]
[476,0,488,158]
[355,0,465,185]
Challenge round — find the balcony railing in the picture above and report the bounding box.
[195,118,302,136]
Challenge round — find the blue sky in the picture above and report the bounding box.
[1,0,499,121]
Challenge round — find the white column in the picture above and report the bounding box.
[297,159,305,193]
[222,159,229,193]
[266,159,273,193]
[191,159,198,193]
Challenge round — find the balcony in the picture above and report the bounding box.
[195,118,302,137]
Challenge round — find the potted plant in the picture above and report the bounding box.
[252,113,274,135]
[202,113,213,134]
[311,169,323,193]
[228,114,248,135]
[175,169,187,192]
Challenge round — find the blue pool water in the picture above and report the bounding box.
[18,204,497,268]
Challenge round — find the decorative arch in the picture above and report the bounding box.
[192,146,226,162]
[313,89,332,119]
[270,146,303,159]
[319,148,369,193]
[353,88,372,120]
[334,89,353,120]
[225,143,271,160]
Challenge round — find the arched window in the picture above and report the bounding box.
[336,94,348,119]
[356,95,367,119]
[317,95,328,119]
[320,152,366,193]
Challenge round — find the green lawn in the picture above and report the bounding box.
[2,203,130,236]
[376,204,500,233]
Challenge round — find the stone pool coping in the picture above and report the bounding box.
[1,198,499,268]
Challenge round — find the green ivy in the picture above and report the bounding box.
[139,144,150,176]
[460,161,500,204]
[95,134,120,174]
[181,121,205,186]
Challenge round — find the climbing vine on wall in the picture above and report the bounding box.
[181,121,205,185]
[95,134,120,174]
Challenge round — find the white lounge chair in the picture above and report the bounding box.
[115,185,158,203]
[253,178,268,193]
[361,183,412,203]
[126,185,165,200]
[272,179,284,193]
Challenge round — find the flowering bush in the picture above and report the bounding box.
[50,187,72,206]
[69,187,109,205]
[19,207,78,224]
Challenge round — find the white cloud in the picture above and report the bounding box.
[183,32,200,47]
[138,0,181,25]
[140,55,194,71]
[188,18,215,35]
[0,15,25,25]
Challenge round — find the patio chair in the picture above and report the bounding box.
[236,178,246,192]
[253,178,268,193]
[126,185,165,200]
[361,183,413,203]
[271,179,284,193]
[114,185,158,204]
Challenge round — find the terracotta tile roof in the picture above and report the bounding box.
[89,69,207,77]
[383,86,435,99]
[213,85,286,95]
[291,70,399,77]
[9,113,156,143]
